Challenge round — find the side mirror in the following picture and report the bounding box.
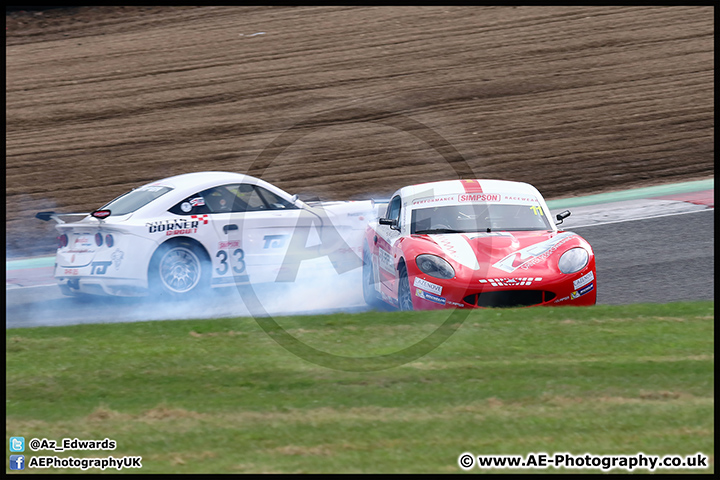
[379,218,400,230]
[290,194,305,209]
[555,210,571,225]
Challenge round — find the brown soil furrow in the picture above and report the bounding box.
[6,6,713,257]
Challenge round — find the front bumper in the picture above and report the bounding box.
[410,270,597,309]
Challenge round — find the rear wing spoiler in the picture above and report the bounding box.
[36,211,90,224]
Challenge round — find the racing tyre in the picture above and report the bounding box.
[362,245,385,309]
[398,262,414,311]
[148,240,211,299]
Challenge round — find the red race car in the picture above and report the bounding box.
[362,179,596,310]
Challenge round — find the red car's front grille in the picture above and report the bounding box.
[463,290,556,308]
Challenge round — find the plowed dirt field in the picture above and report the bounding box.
[6,6,714,257]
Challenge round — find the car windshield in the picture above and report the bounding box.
[100,185,173,215]
[411,203,551,234]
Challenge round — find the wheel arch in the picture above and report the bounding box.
[156,236,210,260]
[148,236,212,282]
[397,256,407,274]
[396,255,408,299]
[396,255,414,311]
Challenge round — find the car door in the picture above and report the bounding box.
[210,183,324,285]
[374,195,403,297]
[167,186,238,286]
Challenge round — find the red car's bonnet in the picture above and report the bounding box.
[407,230,586,275]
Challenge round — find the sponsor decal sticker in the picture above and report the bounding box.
[166,229,197,236]
[502,194,539,203]
[112,249,124,270]
[146,218,200,234]
[571,282,594,299]
[74,236,92,246]
[415,288,447,305]
[479,277,542,287]
[91,261,112,275]
[378,248,395,273]
[458,193,500,202]
[554,295,570,303]
[64,268,79,276]
[263,234,288,249]
[411,195,457,206]
[413,277,443,295]
[180,202,192,213]
[189,197,205,207]
[219,240,241,249]
[573,271,594,290]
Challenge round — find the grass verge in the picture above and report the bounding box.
[6,301,714,473]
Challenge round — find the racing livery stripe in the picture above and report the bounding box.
[492,231,576,273]
[432,234,480,271]
[461,179,483,194]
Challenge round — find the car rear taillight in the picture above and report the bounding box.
[95,233,103,246]
[57,234,68,248]
[105,234,114,248]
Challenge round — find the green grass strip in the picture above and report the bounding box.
[6,301,714,473]
[547,178,713,209]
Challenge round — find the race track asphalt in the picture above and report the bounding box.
[571,209,714,305]
[5,205,713,329]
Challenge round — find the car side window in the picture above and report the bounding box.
[255,186,297,210]
[168,185,239,215]
[225,184,266,212]
[169,184,297,215]
[228,184,297,212]
[386,196,401,222]
[168,191,213,215]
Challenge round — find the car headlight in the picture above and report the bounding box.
[416,254,455,279]
[558,247,589,274]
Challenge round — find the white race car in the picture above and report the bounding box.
[37,172,378,298]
